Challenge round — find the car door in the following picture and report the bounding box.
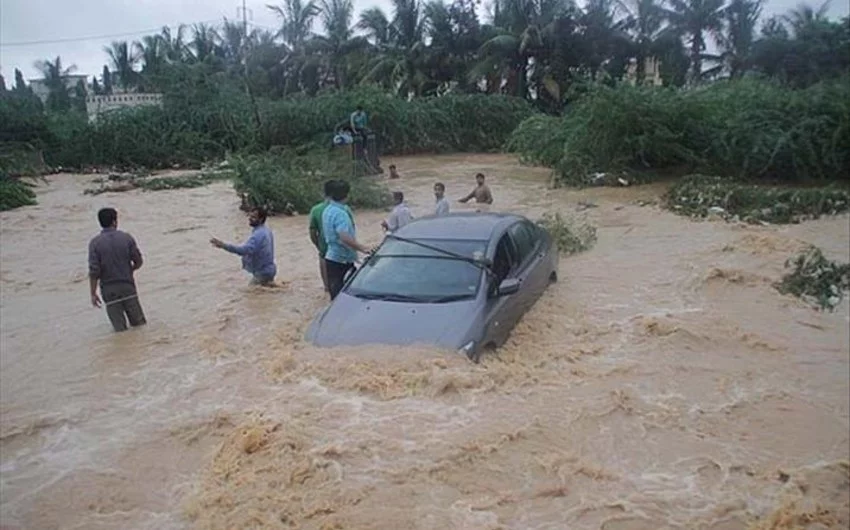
[481,233,519,347]
[507,221,548,308]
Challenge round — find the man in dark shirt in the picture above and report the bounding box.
[459,173,494,211]
[88,207,147,332]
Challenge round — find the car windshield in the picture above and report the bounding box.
[346,238,488,302]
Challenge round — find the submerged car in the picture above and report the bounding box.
[305,212,559,362]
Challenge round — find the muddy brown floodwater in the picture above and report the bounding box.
[1,154,848,530]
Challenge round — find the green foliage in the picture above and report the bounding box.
[664,174,850,223]
[261,86,533,154]
[536,211,597,255]
[505,114,569,167]
[776,246,850,311]
[509,79,850,185]
[0,175,37,211]
[230,149,390,216]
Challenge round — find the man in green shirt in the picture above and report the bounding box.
[309,180,354,292]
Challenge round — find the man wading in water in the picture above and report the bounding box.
[210,207,277,286]
[459,173,494,211]
[322,180,373,300]
[88,207,147,332]
[309,180,353,292]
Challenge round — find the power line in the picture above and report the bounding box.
[0,20,222,47]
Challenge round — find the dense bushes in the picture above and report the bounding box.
[230,149,390,216]
[27,81,530,170]
[508,79,850,185]
[0,175,37,211]
[665,174,850,223]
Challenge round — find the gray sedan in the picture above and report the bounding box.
[305,212,559,362]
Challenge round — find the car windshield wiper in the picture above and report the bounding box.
[383,234,493,274]
[351,291,430,303]
[428,294,475,303]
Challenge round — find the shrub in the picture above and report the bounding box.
[0,174,37,211]
[508,78,850,185]
[230,149,390,216]
[536,211,597,255]
[664,174,850,223]
[776,247,850,311]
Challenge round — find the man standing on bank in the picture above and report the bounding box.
[88,207,147,332]
[322,180,373,300]
[210,207,277,286]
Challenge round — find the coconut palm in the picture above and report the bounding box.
[34,56,77,111]
[161,25,190,64]
[717,0,762,78]
[104,41,139,90]
[618,0,670,83]
[784,1,830,36]
[664,0,726,84]
[305,0,371,89]
[471,0,572,98]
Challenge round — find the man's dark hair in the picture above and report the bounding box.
[323,179,336,197]
[475,173,485,180]
[392,191,404,203]
[253,207,268,223]
[97,207,117,228]
[328,179,351,202]
[389,164,396,170]
[356,104,363,111]
[434,182,445,192]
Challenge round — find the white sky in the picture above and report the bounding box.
[0,0,847,81]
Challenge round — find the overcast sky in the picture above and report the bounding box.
[1,0,847,82]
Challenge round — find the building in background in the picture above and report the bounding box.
[28,74,89,103]
[625,57,663,86]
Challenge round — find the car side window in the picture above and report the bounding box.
[490,235,517,296]
[508,222,537,268]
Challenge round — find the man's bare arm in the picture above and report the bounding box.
[339,231,371,254]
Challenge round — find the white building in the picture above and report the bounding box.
[28,74,89,103]
[85,93,165,122]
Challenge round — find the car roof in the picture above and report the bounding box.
[393,212,525,241]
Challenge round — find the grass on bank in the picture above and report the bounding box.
[776,247,850,311]
[664,175,850,224]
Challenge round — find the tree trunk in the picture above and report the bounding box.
[689,34,703,85]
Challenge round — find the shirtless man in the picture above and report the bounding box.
[459,173,493,210]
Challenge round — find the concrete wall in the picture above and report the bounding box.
[85,93,164,122]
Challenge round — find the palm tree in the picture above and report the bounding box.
[664,0,726,84]
[784,1,830,36]
[189,23,222,64]
[134,35,167,90]
[618,0,670,83]
[307,0,371,89]
[161,25,190,64]
[358,7,392,45]
[717,0,762,78]
[472,0,571,98]
[34,56,76,111]
[360,0,428,97]
[104,41,139,90]
[268,0,321,93]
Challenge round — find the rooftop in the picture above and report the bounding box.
[394,212,522,241]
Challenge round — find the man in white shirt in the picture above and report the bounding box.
[382,191,413,233]
[434,182,450,216]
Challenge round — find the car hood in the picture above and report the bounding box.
[306,293,479,350]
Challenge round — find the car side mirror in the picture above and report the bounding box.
[497,278,520,296]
